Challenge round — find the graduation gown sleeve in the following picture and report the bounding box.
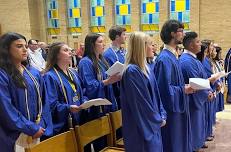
[38,74,53,137]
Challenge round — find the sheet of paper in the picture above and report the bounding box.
[79,98,112,109]
[105,61,124,76]
[189,78,211,90]
[211,70,231,81]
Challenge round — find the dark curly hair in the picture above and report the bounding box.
[160,20,184,44]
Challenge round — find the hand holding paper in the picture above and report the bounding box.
[185,84,195,94]
[189,78,210,90]
[210,71,231,82]
[79,98,112,109]
[105,61,124,76]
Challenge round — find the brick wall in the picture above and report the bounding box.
[0,0,31,38]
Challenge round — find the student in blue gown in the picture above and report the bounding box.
[211,46,225,112]
[103,26,126,109]
[154,20,194,152]
[213,46,225,111]
[120,31,166,152]
[225,48,231,103]
[179,32,215,151]
[78,33,121,151]
[0,32,52,152]
[43,42,87,135]
[78,33,121,120]
[201,40,221,141]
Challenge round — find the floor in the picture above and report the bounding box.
[203,104,231,152]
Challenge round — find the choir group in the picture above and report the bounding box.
[0,19,226,152]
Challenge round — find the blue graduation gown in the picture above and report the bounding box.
[225,48,231,102]
[43,68,87,135]
[214,61,225,112]
[0,67,52,152]
[179,53,209,150]
[78,56,118,121]
[202,57,217,137]
[154,49,192,152]
[120,64,166,152]
[103,47,125,109]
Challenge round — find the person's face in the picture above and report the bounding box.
[146,40,154,58]
[118,31,126,44]
[191,37,202,54]
[57,44,72,65]
[208,43,214,54]
[173,28,184,44]
[94,36,105,55]
[211,48,217,59]
[9,39,28,64]
[28,40,38,51]
[153,43,158,53]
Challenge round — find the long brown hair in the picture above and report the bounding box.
[43,42,65,73]
[83,33,109,80]
[0,32,28,88]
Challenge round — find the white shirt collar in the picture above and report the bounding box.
[110,44,120,52]
[183,49,197,58]
[163,44,178,58]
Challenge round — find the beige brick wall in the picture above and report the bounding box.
[199,0,231,55]
[1,0,231,56]
[0,0,31,38]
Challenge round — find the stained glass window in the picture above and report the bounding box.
[67,0,81,34]
[47,0,60,35]
[90,0,106,33]
[115,0,131,32]
[141,0,159,33]
[170,0,190,30]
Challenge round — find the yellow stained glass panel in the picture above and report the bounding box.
[146,3,156,14]
[141,24,159,31]
[72,8,80,18]
[90,26,106,33]
[120,4,128,15]
[69,27,82,33]
[95,6,103,17]
[176,0,185,12]
[51,10,58,18]
[183,23,189,30]
[47,28,60,35]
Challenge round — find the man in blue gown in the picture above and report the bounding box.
[154,20,194,152]
[103,25,126,109]
[179,32,214,151]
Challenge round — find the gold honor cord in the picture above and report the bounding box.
[53,67,73,128]
[22,66,43,144]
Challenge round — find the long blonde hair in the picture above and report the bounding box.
[125,31,149,75]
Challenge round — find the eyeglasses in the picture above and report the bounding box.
[176,29,184,33]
